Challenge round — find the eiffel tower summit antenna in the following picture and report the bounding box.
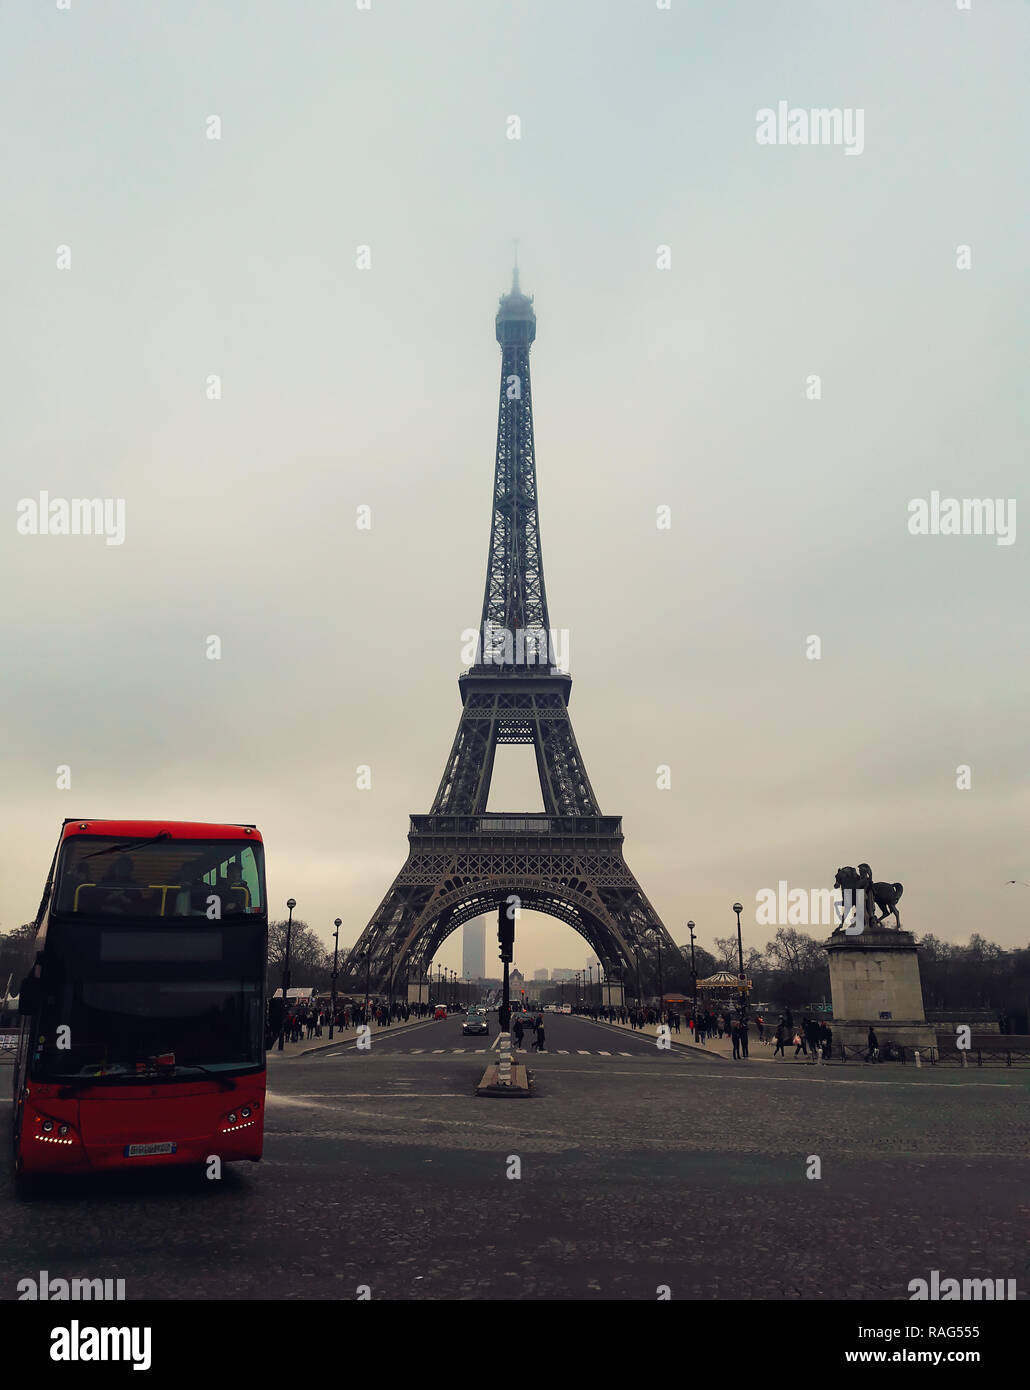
[345,272,682,1004]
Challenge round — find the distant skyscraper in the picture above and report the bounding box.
[462,917,486,978]
[533,968,549,981]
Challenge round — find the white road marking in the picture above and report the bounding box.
[597,1050,611,1056]
[618,1051,633,1056]
[556,1049,569,1054]
[410,1049,424,1053]
[577,1050,591,1055]
[432,1049,445,1054]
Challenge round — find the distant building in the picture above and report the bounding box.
[533,968,549,981]
[551,968,576,982]
[510,968,525,996]
[462,917,486,978]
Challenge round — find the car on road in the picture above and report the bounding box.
[559,1004,572,1014]
[462,1013,489,1036]
[434,1004,448,1019]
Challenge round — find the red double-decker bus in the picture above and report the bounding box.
[12,819,267,1180]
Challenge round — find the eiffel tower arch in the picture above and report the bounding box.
[346,270,684,1001]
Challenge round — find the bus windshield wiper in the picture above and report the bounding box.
[57,1063,238,1094]
[81,831,172,861]
[171,1063,236,1090]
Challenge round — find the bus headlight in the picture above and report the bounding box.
[33,1113,77,1146]
[220,1103,259,1134]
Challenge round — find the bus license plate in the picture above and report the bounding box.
[124,1142,177,1157]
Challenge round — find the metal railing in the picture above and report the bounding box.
[838,1043,1030,1066]
[410,813,623,837]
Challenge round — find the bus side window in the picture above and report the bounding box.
[239,849,261,911]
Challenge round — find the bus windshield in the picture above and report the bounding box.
[32,923,264,1083]
[53,836,265,918]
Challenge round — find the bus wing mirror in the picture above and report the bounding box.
[18,975,40,1014]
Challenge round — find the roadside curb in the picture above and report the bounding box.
[268,1016,436,1059]
[579,1015,732,1061]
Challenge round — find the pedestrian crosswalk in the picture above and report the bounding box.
[321,1046,649,1058]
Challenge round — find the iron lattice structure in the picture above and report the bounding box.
[345,272,683,999]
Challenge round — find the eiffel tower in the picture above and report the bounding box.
[346,270,683,1000]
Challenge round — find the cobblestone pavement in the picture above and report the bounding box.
[1,1014,1025,1300]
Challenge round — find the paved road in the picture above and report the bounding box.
[1,1013,1026,1300]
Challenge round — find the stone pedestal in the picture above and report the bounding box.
[824,926,936,1050]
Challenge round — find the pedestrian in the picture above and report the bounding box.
[866,1026,879,1063]
[739,1019,749,1058]
[534,1023,546,1052]
[730,1021,740,1059]
[717,1014,725,1040]
[773,1021,786,1057]
[793,1028,805,1058]
[513,1019,524,1049]
[756,1014,765,1044]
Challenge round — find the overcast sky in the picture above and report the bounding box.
[2,0,1027,979]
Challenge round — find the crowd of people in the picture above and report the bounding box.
[272,997,855,1064]
[570,1001,840,1062]
[770,1011,834,1061]
[276,998,431,1044]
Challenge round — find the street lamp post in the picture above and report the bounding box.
[363,943,372,1022]
[388,945,395,1019]
[733,901,749,1030]
[687,920,697,1029]
[587,964,593,1009]
[656,942,664,1014]
[277,897,297,1052]
[329,917,341,1040]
